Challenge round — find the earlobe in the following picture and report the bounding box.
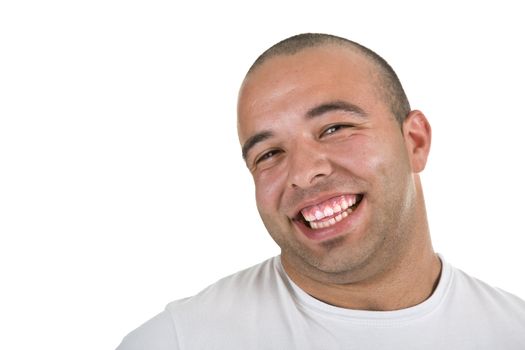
[403,110,431,173]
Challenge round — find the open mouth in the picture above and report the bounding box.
[296,194,364,230]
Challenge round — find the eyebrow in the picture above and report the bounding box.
[306,100,367,119]
[242,130,274,160]
[241,100,366,160]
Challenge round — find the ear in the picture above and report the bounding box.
[402,110,431,173]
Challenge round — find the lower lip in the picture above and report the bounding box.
[293,197,365,242]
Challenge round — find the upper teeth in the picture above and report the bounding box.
[301,194,359,222]
[310,210,350,230]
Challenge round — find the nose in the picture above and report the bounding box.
[287,141,333,189]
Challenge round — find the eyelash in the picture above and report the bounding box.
[255,149,281,164]
[253,124,352,166]
[321,124,351,137]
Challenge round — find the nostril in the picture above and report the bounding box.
[287,152,333,188]
[290,172,326,189]
[312,173,326,181]
[308,172,328,186]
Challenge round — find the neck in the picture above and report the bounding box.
[281,230,442,311]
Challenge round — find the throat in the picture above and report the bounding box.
[281,252,443,311]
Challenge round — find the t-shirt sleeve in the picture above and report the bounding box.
[116,310,179,350]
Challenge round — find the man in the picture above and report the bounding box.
[117,33,525,349]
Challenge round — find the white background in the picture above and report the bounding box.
[1,1,524,349]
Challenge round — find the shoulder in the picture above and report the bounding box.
[165,256,292,348]
[167,256,285,317]
[116,310,178,350]
[116,257,288,350]
[449,264,525,322]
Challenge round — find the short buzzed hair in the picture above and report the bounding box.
[247,33,411,125]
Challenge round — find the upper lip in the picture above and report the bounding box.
[288,192,363,220]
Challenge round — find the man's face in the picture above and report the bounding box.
[238,46,423,283]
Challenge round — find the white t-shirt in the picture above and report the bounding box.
[117,256,525,349]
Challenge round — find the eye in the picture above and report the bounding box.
[321,124,349,137]
[255,149,282,164]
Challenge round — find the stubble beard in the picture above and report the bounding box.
[264,183,413,285]
[276,212,394,284]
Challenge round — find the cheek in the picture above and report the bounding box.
[330,135,387,176]
[254,169,287,214]
[354,135,412,198]
[330,134,407,193]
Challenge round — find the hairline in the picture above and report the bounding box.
[244,34,411,125]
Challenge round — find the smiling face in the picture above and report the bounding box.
[238,45,430,284]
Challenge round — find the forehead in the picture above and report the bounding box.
[237,45,381,141]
